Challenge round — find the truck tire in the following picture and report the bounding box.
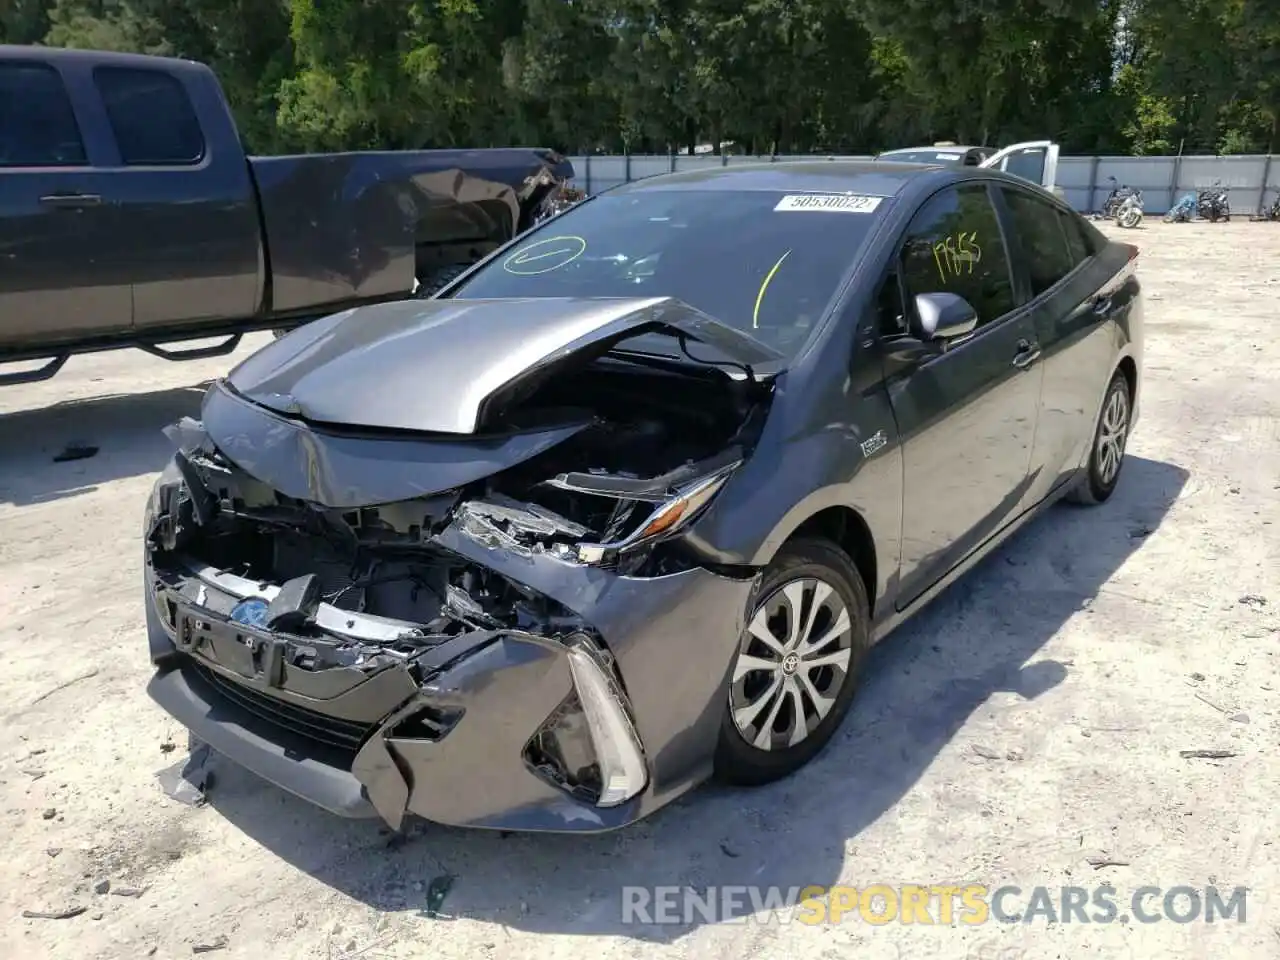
[413,264,470,299]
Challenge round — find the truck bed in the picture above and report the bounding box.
[249,149,574,316]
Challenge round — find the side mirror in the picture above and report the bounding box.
[911,292,978,342]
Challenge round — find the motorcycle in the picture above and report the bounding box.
[1250,191,1280,222]
[1100,175,1137,219]
[1197,181,1230,222]
[1114,189,1144,228]
[1164,192,1197,222]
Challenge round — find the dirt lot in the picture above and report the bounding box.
[2,220,1277,960]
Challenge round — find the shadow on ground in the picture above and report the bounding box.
[0,384,209,506]
[199,455,1188,941]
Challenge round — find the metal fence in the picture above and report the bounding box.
[568,153,1280,215]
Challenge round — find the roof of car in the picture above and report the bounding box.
[610,161,932,197]
[0,44,208,75]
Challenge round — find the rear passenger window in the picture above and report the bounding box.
[1057,209,1092,264]
[0,62,86,167]
[94,67,205,165]
[898,184,1015,328]
[1002,188,1076,296]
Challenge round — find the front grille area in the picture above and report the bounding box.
[192,661,375,757]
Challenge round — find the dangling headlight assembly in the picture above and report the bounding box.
[575,461,739,564]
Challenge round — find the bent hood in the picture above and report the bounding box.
[225,296,783,435]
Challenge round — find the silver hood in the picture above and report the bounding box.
[224,296,783,434]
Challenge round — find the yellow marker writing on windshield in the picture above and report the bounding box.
[503,235,587,275]
[753,249,792,328]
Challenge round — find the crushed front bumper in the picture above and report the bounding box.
[144,526,755,833]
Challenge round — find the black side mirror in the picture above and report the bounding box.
[911,292,978,342]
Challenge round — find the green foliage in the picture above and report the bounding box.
[11,0,1276,156]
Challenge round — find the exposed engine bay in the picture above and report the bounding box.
[146,353,770,676]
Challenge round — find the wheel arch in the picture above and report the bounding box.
[1114,346,1141,426]
[773,504,879,617]
[1116,354,1137,401]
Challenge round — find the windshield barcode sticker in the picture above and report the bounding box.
[774,193,884,213]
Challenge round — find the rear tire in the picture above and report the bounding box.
[714,538,871,786]
[1067,370,1131,505]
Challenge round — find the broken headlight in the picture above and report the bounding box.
[577,462,737,564]
[524,633,648,807]
[144,454,214,553]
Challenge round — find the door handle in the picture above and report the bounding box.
[1092,296,1112,316]
[1012,339,1041,369]
[39,193,102,209]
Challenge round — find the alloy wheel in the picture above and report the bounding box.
[1097,384,1130,485]
[729,577,853,751]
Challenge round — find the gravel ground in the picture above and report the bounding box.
[1,220,1277,960]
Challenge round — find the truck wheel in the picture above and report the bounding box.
[413,264,469,299]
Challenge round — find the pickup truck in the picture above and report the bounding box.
[875,140,1061,194]
[0,45,574,385]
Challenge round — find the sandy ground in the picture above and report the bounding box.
[1,220,1278,960]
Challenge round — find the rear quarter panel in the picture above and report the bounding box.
[1036,232,1142,495]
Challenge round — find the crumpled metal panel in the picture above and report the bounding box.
[250,148,574,313]
[199,382,589,508]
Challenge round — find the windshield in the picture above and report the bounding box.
[446,189,886,359]
[878,150,962,164]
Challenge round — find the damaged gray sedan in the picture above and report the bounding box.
[143,161,1143,832]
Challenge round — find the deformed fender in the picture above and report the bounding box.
[431,522,759,800]
[681,422,904,604]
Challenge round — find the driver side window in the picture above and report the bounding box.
[898,184,1015,330]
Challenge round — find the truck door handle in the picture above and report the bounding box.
[39,193,101,209]
[1012,339,1041,369]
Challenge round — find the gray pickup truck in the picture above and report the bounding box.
[0,45,574,385]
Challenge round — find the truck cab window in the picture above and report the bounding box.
[0,62,86,167]
[93,67,205,166]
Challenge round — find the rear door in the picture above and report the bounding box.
[0,58,133,350]
[91,64,261,330]
[995,185,1117,506]
[878,181,1045,608]
[980,140,1060,193]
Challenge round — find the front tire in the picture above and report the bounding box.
[1067,370,1132,505]
[714,538,871,785]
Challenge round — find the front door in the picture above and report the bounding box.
[89,64,261,330]
[877,182,1044,608]
[0,58,133,351]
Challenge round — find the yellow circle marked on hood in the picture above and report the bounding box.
[503,235,588,275]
